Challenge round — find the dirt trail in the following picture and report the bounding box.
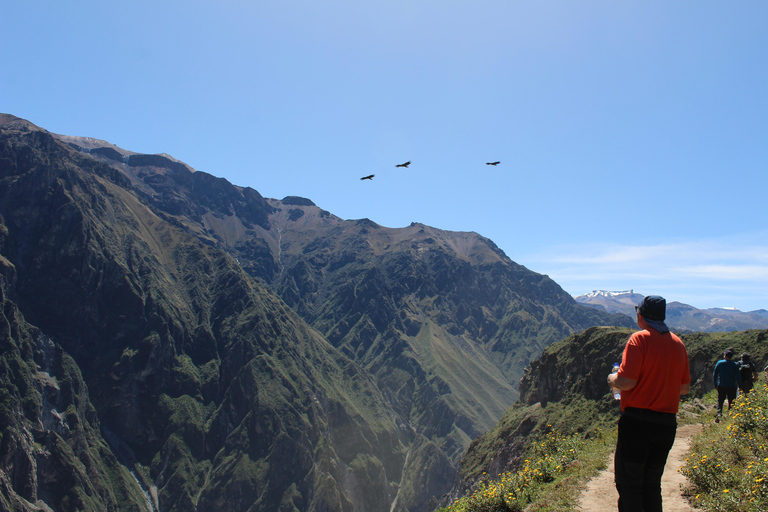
[577,424,702,511]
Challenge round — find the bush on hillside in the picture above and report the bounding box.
[681,382,768,511]
[438,431,589,512]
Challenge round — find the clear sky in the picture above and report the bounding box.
[2,1,767,311]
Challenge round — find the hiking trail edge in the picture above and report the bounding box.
[577,424,702,512]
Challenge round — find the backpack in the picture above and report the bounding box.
[739,361,754,382]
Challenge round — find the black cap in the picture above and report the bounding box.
[637,295,666,321]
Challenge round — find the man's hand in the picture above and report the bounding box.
[608,372,637,391]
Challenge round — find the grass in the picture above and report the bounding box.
[437,428,617,512]
[680,382,768,512]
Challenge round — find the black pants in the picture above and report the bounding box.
[717,386,737,414]
[615,411,677,512]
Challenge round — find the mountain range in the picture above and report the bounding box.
[0,114,634,512]
[575,290,768,333]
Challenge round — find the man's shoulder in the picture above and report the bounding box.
[629,329,683,343]
[627,330,686,357]
[627,329,651,344]
[669,331,684,343]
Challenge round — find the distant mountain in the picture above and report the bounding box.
[575,290,768,333]
[0,114,633,512]
[574,290,645,317]
[665,303,768,333]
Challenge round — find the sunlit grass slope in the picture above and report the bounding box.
[437,428,616,512]
[681,383,768,511]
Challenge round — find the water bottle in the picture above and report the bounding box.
[611,363,621,400]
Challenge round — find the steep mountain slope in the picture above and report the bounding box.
[49,117,633,510]
[258,200,634,477]
[0,114,634,511]
[576,290,768,332]
[116,183,633,507]
[0,261,152,511]
[0,115,406,512]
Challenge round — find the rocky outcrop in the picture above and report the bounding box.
[518,326,634,406]
[281,196,316,207]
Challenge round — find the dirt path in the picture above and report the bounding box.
[577,424,702,511]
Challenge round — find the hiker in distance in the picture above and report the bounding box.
[607,295,690,512]
[737,352,758,395]
[713,348,742,422]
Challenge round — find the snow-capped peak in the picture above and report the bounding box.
[581,290,635,299]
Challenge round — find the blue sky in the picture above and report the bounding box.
[2,1,767,311]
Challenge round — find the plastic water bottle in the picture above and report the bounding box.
[611,363,621,400]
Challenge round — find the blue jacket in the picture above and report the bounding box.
[713,359,742,388]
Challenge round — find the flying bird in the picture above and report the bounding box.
[360,174,375,180]
[395,161,411,168]
[486,161,500,166]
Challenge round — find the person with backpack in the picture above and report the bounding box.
[738,353,758,394]
[713,348,741,422]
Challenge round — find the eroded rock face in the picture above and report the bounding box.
[0,260,150,511]
[0,119,406,512]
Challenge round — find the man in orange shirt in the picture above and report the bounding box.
[607,295,691,512]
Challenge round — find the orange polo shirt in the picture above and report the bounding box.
[617,328,690,414]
